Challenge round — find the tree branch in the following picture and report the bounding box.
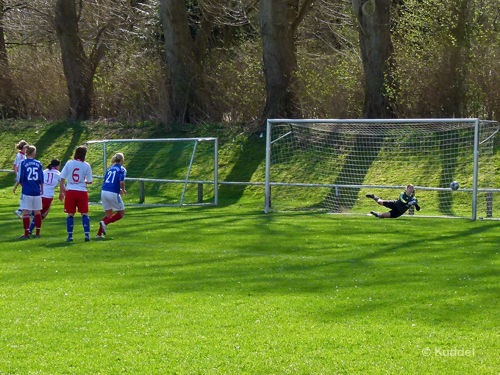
[291,0,314,35]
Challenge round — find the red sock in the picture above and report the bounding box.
[108,212,123,224]
[98,213,123,236]
[97,216,106,236]
[23,215,30,236]
[35,214,42,235]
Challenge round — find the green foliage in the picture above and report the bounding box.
[205,42,266,124]
[393,0,500,119]
[294,53,364,119]
[3,0,500,124]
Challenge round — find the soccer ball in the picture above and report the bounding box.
[450,181,459,191]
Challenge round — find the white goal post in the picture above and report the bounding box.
[85,138,218,207]
[264,118,500,220]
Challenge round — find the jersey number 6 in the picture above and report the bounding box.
[72,168,80,183]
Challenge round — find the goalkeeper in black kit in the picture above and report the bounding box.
[366,184,420,219]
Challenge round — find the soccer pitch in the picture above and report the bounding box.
[0,197,498,374]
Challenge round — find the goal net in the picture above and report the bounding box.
[264,119,500,220]
[85,138,218,207]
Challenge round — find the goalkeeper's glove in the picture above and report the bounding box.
[415,204,421,211]
[407,198,418,206]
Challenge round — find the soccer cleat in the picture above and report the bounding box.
[32,234,41,239]
[65,237,73,242]
[85,237,91,242]
[18,235,29,240]
[370,211,381,218]
[15,209,22,219]
[99,221,107,236]
[95,235,105,239]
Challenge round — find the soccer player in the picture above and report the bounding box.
[59,146,93,242]
[13,145,44,239]
[366,183,420,219]
[96,153,126,239]
[28,159,61,235]
[13,139,28,219]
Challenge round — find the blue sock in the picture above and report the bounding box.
[29,219,36,233]
[82,215,90,237]
[66,216,74,238]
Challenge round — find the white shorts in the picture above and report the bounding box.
[19,194,43,211]
[101,190,125,211]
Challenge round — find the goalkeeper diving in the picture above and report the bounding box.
[366,184,420,219]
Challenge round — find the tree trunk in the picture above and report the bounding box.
[441,0,469,118]
[54,0,93,120]
[352,0,397,119]
[159,0,203,124]
[0,0,18,118]
[259,0,308,130]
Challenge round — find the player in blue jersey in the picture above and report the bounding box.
[96,153,127,239]
[13,145,44,239]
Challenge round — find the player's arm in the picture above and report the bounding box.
[13,165,23,193]
[59,178,66,202]
[120,180,126,195]
[39,167,44,196]
[85,164,93,185]
[407,195,421,211]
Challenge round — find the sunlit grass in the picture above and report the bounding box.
[0,194,499,374]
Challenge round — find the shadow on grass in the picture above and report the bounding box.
[218,134,266,207]
[2,199,499,325]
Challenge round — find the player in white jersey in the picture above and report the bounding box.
[13,140,28,219]
[29,159,61,235]
[59,146,93,242]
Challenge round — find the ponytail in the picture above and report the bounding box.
[15,140,28,151]
[46,158,61,170]
[111,153,124,164]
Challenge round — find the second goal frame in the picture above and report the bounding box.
[86,137,218,207]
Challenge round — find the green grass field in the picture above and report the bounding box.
[1,194,499,374]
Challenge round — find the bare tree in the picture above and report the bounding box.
[0,0,25,117]
[54,0,113,120]
[159,0,200,123]
[352,0,397,118]
[258,0,312,129]
[159,0,222,124]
